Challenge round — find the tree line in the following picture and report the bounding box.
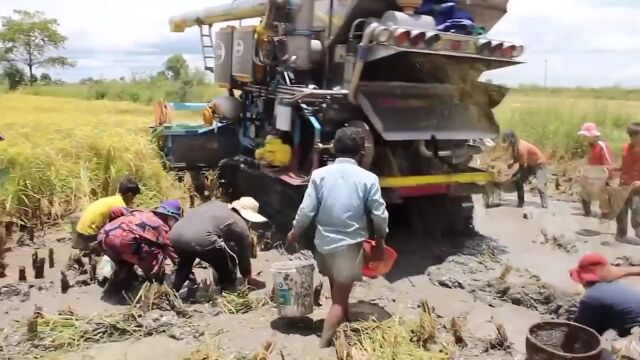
[0,9,209,98]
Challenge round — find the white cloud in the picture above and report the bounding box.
[1,0,640,86]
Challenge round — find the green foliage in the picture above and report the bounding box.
[39,72,52,84]
[497,88,640,161]
[163,54,189,81]
[21,69,221,104]
[1,63,26,90]
[0,10,76,84]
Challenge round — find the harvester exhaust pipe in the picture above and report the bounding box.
[287,0,315,70]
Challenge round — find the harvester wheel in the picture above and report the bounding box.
[405,195,476,240]
[443,195,477,237]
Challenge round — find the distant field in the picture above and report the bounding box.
[1,85,638,225]
[0,94,189,225]
[497,91,640,160]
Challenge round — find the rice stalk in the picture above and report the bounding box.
[498,264,513,281]
[132,282,183,313]
[335,306,455,360]
[0,94,190,227]
[217,287,271,315]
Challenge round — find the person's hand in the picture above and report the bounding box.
[286,230,298,245]
[246,277,266,290]
[286,230,300,252]
[632,181,640,189]
[593,265,625,282]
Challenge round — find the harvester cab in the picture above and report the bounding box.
[165,0,524,239]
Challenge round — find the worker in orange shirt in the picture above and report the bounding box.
[502,130,548,208]
[615,123,640,245]
[578,122,613,216]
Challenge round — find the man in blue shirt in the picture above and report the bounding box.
[287,126,389,348]
[569,253,640,337]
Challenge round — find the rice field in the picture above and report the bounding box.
[0,93,190,227]
[0,86,637,226]
[496,91,640,161]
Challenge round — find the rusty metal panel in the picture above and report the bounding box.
[356,82,500,141]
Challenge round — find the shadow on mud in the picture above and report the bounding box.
[269,301,392,337]
[383,230,508,284]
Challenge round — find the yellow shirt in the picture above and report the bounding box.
[75,195,126,235]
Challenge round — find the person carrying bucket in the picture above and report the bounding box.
[287,126,389,348]
[169,198,267,295]
[577,122,613,217]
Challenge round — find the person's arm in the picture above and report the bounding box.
[600,143,613,167]
[234,225,253,280]
[288,175,320,244]
[159,227,178,265]
[595,265,640,282]
[366,177,389,240]
[366,177,389,260]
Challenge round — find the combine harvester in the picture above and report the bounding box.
[156,0,524,240]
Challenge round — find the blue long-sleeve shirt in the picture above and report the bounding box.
[292,158,389,254]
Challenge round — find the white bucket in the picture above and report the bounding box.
[271,259,315,317]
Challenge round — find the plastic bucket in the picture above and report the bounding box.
[271,260,315,317]
[362,240,397,278]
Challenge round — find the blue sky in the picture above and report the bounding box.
[1,0,639,87]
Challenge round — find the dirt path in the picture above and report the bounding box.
[1,194,638,359]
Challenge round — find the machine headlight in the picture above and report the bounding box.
[373,26,392,44]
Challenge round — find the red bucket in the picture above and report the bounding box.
[362,240,397,278]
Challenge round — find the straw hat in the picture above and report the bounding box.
[230,197,268,223]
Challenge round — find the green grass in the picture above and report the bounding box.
[19,80,225,105]
[7,82,640,163]
[497,89,640,161]
[0,94,190,226]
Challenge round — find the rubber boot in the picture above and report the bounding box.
[539,190,549,209]
[581,199,592,217]
[517,191,525,208]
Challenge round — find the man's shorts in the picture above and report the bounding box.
[315,242,363,283]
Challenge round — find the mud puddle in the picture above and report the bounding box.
[427,238,578,320]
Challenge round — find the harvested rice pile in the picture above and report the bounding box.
[133,282,184,313]
[0,94,189,226]
[186,337,275,360]
[335,301,456,360]
[217,287,271,315]
[0,282,192,358]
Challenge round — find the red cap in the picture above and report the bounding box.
[569,252,608,284]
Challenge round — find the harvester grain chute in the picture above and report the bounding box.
[157,0,524,243]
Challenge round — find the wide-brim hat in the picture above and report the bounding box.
[578,122,601,137]
[230,197,268,223]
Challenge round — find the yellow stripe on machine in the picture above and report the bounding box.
[379,172,494,188]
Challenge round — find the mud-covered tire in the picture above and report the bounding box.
[443,195,476,237]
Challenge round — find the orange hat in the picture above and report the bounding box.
[569,252,608,284]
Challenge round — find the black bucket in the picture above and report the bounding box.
[526,320,602,360]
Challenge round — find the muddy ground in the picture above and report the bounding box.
[1,192,639,359]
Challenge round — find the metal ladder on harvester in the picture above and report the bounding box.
[199,24,215,73]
